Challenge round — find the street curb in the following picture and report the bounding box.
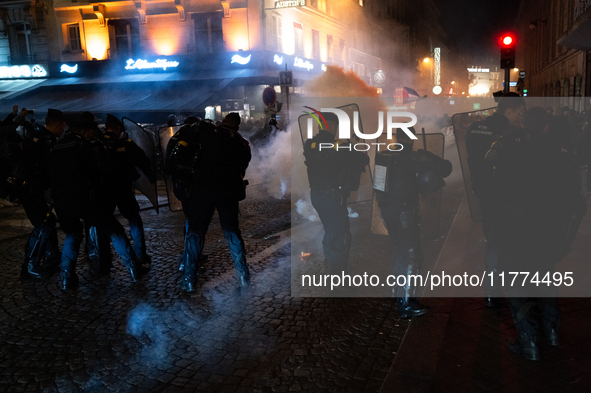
[379,196,466,393]
[248,228,291,265]
[379,310,451,393]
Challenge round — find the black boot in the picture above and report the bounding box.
[507,332,540,361]
[238,270,251,287]
[179,254,197,292]
[484,297,504,308]
[395,263,428,318]
[397,297,429,318]
[543,323,560,346]
[20,260,48,279]
[60,270,79,290]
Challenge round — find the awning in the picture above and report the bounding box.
[0,79,219,114]
[0,79,46,100]
[0,68,280,115]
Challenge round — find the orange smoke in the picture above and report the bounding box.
[305,65,380,97]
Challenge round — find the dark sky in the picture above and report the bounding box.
[437,0,521,62]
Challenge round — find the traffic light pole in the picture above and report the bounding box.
[504,68,510,93]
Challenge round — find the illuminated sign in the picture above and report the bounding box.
[432,86,442,95]
[374,70,386,85]
[230,54,252,65]
[0,64,47,79]
[434,47,441,86]
[125,58,179,70]
[275,0,306,8]
[60,64,78,74]
[294,57,314,71]
[467,68,490,72]
[509,81,517,87]
[274,54,284,65]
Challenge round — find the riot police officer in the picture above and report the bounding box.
[375,128,452,318]
[100,114,155,266]
[303,112,369,277]
[49,118,146,289]
[14,109,65,279]
[164,116,201,271]
[465,93,525,307]
[180,113,251,292]
[465,92,525,238]
[486,107,585,360]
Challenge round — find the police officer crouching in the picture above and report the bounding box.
[375,128,452,318]
[303,112,369,278]
[180,113,251,292]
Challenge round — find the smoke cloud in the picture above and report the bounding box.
[126,303,169,366]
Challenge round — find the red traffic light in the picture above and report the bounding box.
[500,34,515,47]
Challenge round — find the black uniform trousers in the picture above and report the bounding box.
[19,187,60,264]
[378,200,423,298]
[185,188,248,276]
[310,188,352,275]
[54,197,135,273]
[497,208,562,338]
[108,186,146,260]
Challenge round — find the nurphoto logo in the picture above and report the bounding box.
[303,105,418,151]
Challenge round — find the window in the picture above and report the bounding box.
[10,23,32,64]
[272,15,283,52]
[293,22,303,55]
[339,38,345,67]
[108,19,140,59]
[312,29,319,60]
[193,12,223,54]
[68,24,81,51]
[327,34,333,63]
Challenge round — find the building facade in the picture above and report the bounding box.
[516,0,591,112]
[0,0,454,119]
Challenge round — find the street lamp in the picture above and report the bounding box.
[423,57,430,64]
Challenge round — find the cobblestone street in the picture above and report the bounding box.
[0,191,413,393]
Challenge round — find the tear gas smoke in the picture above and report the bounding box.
[126,303,169,366]
[305,65,380,97]
[295,199,318,221]
[246,129,291,199]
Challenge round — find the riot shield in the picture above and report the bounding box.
[297,103,373,204]
[158,125,183,212]
[122,117,159,214]
[370,133,445,239]
[451,107,497,222]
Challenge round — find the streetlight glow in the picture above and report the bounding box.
[423,57,430,63]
